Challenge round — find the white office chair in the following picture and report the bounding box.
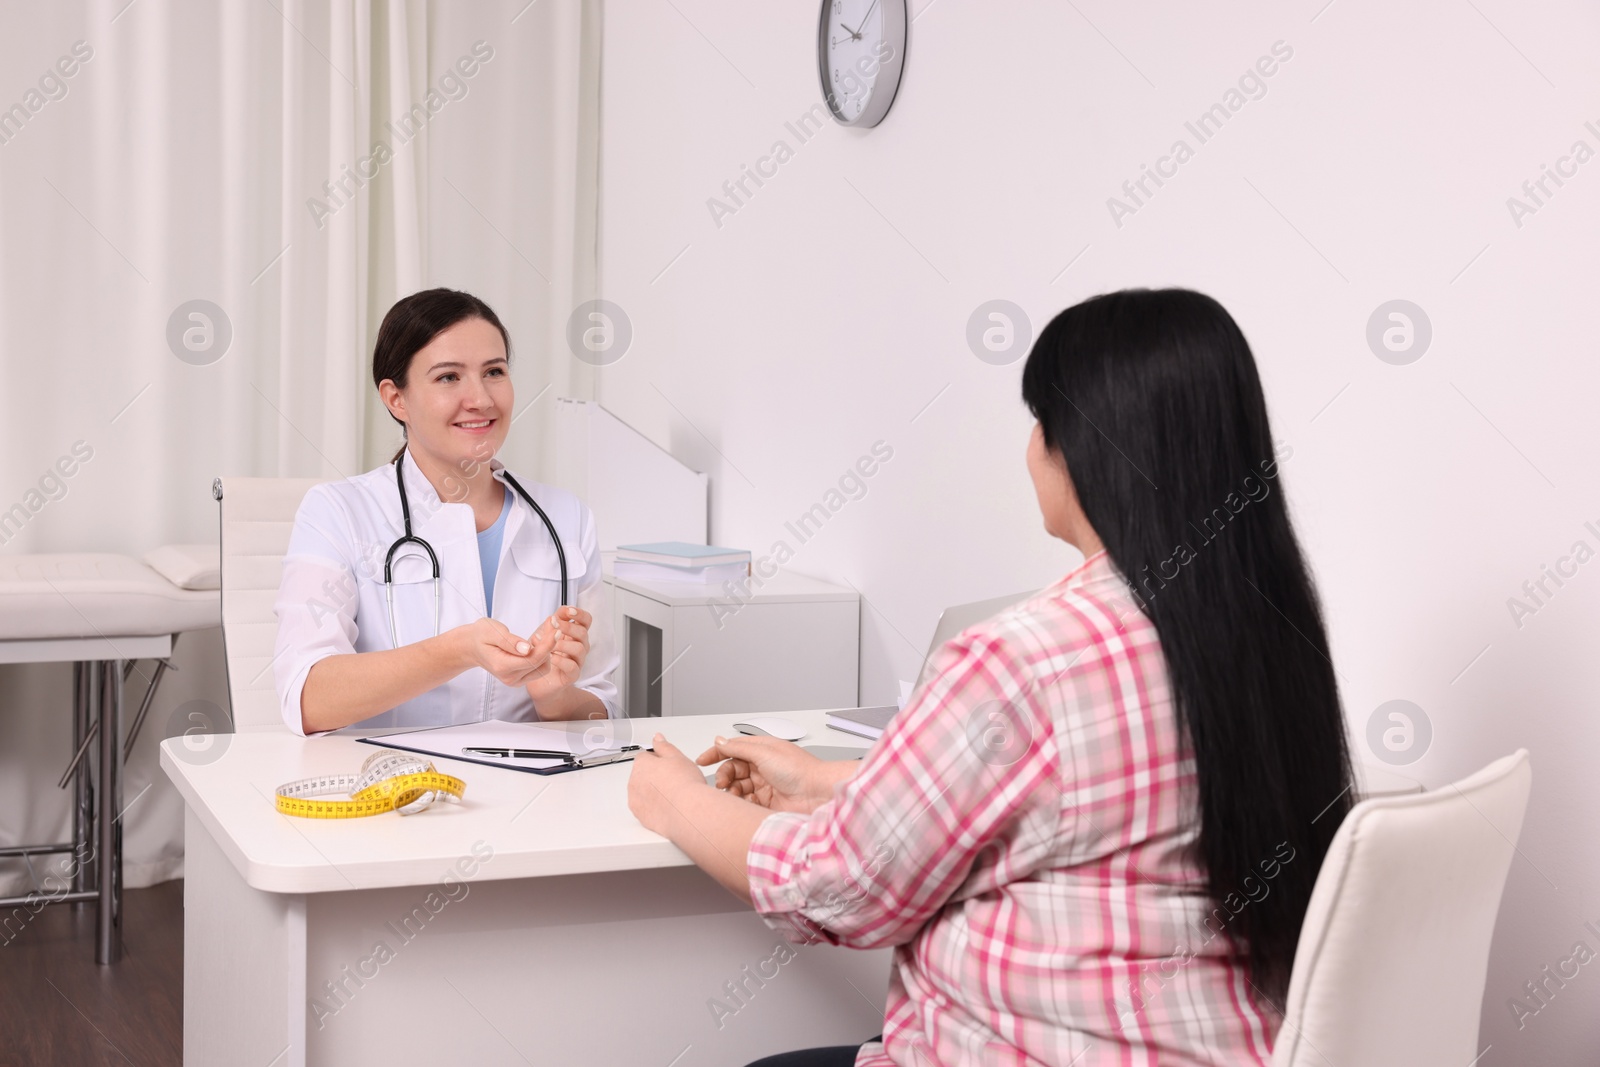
[212,476,325,731]
[1271,749,1532,1066]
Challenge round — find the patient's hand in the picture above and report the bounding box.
[696,735,852,815]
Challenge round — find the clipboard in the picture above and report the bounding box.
[357,720,652,776]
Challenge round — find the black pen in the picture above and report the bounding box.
[463,747,573,760]
[568,746,643,768]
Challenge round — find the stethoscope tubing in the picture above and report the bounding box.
[383,450,569,648]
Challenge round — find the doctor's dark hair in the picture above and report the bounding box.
[372,288,512,462]
[1021,288,1352,1009]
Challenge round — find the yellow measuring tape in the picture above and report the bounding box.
[275,749,467,819]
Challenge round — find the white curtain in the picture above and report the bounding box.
[0,0,601,896]
[422,0,605,476]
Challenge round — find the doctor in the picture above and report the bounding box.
[272,288,620,735]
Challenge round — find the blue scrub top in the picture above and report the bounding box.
[476,485,513,615]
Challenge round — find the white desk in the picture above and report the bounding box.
[161,709,890,1067]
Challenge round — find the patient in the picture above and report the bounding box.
[628,288,1354,1066]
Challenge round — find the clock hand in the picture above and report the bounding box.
[859,0,880,31]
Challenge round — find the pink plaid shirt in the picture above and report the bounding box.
[747,551,1279,1066]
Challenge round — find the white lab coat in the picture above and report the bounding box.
[272,447,620,735]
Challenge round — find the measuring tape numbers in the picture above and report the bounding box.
[275,749,466,819]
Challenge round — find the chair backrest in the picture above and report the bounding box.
[916,589,1037,690]
[1272,749,1532,1066]
[214,476,326,732]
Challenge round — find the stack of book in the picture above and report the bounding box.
[613,542,751,585]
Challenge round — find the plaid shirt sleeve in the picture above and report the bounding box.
[747,618,1066,950]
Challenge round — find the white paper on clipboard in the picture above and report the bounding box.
[364,719,648,773]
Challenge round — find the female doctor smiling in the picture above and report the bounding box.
[272,288,619,735]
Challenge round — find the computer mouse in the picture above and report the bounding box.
[731,716,807,742]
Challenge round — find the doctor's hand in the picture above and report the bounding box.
[523,606,591,703]
[451,618,550,687]
[696,735,842,815]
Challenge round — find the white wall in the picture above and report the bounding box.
[595,0,1600,1061]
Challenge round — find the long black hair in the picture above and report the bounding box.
[1021,288,1352,1007]
[372,288,512,462]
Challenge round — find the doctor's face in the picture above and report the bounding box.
[393,316,512,471]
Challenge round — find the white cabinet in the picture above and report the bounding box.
[604,571,859,717]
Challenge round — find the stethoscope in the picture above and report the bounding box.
[384,450,568,649]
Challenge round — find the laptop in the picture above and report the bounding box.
[825,588,1037,740]
[914,588,1038,690]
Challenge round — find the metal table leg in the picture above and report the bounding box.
[71,662,95,906]
[95,659,122,965]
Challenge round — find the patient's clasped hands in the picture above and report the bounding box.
[695,735,856,815]
[628,733,863,841]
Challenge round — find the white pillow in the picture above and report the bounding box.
[143,543,221,591]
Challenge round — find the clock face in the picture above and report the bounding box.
[818,0,906,128]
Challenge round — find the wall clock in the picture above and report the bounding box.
[817,0,907,128]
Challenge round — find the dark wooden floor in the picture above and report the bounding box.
[0,881,183,1067]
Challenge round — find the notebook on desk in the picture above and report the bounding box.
[824,705,898,741]
[359,720,652,776]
